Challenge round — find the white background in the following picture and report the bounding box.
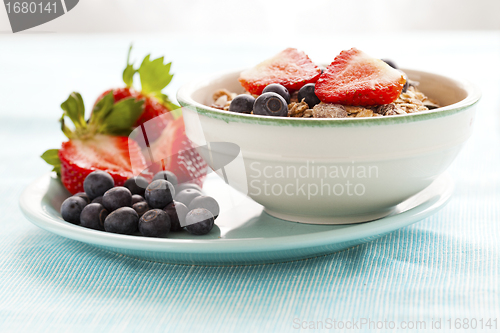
[1,0,499,33]
[0,0,498,121]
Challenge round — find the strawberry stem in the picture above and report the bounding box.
[123,45,137,88]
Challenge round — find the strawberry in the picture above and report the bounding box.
[41,92,148,194]
[143,117,208,187]
[95,88,174,143]
[95,47,208,185]
[315,48,406,106]
[42,48,209,194]
[93,47,180,142]
[239,48,321,95]
[58,136,146,194]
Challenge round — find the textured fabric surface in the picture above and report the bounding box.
[1,32,499,332]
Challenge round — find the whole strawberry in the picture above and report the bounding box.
[93,47,208,187]
[41,92,148,194]
[94,46,180,142]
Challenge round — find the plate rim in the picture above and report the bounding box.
[19,173,453,256]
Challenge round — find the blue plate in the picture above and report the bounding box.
[19,172,453,265]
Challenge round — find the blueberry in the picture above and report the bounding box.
[145,179,175,209]
[423,102,439,110]
[131,194,145,205]
[399,70,409,93]
[104,207,139,235]
[229,94,255,114]
[297,83,321,108]
[139,209,171,237]
[185,208,215,235]
[80,203,108,231]
[381,59,398,69]
[73,192,90,205]
[152,171,178,186]
[188,196,220,220]
[102,186,132,212]
[124,176,149,196]
[83,170,114,200]
[163,201,189,231]
[262,84,290,104]
[253,92,288,117]
[60,196,87,224]
[174,189,202,207]
[91,196,103,204]
[132,201,149,217]
[176,183,202,193]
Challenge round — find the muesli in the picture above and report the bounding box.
[209,48,439,118]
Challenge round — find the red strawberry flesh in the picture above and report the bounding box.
[315,48,406,106]
[146,117,207,187]
[239,48,321,95]
[58,135,148,194]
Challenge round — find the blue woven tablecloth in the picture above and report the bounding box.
[1,32,499,332]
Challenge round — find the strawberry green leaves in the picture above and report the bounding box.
[58,91,145,139]
[90,91,115,126]
[40,149,61,177]
[123,45,136,88]
[119,46,180,119]
[99,97,144,136]
[61,92,86,129]
[121,46,174,97]
[60,92,87,139]
[138,55,173,95]
[89,91,144,136]
[157,93,182,118]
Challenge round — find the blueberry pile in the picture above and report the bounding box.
[229,83,321,116]
[60,170,219,237]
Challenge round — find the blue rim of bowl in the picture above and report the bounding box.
[177,68,481,127]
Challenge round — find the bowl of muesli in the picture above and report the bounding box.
[177,48,480,224]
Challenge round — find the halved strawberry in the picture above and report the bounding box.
[41,92,148,194]
[145,117,208,187]
[59,136,147,194]
[315,48,406,106]
[239,48,321,95]
[42,48,209,194]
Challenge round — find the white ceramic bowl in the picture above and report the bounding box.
[177,69,480,224]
